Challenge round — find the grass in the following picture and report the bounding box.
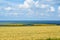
[46,38,60,40]
[0,25,60,40]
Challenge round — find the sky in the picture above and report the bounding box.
[0,0,60,20]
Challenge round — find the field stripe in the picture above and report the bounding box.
[0,26,60,40]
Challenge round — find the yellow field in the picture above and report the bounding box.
[0,25,60,40]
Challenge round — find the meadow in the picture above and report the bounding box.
[0,25,60,40]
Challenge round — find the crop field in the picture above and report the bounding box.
[0,25,60,40]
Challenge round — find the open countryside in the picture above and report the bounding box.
[0,25,60,40]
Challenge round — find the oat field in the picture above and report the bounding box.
[0,25,60,40]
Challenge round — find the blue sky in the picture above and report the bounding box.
[0,0,60,20]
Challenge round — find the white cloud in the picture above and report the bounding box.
[4,7,12,11]
[50,6,55,12]
[35,1,49,8]
[25,0,34,4]
[18,0,35,9]
[18,1,30,8]
[27,9,34,16]
[46,0,52,2]
[58,6,60,10]
[58,6,60,13]
[40,4,49,8]
[35,1,39,8]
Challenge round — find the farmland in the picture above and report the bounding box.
[0,25,60,40]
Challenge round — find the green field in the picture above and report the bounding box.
[0,25,60,40]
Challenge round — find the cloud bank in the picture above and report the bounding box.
[0,0,60,20]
